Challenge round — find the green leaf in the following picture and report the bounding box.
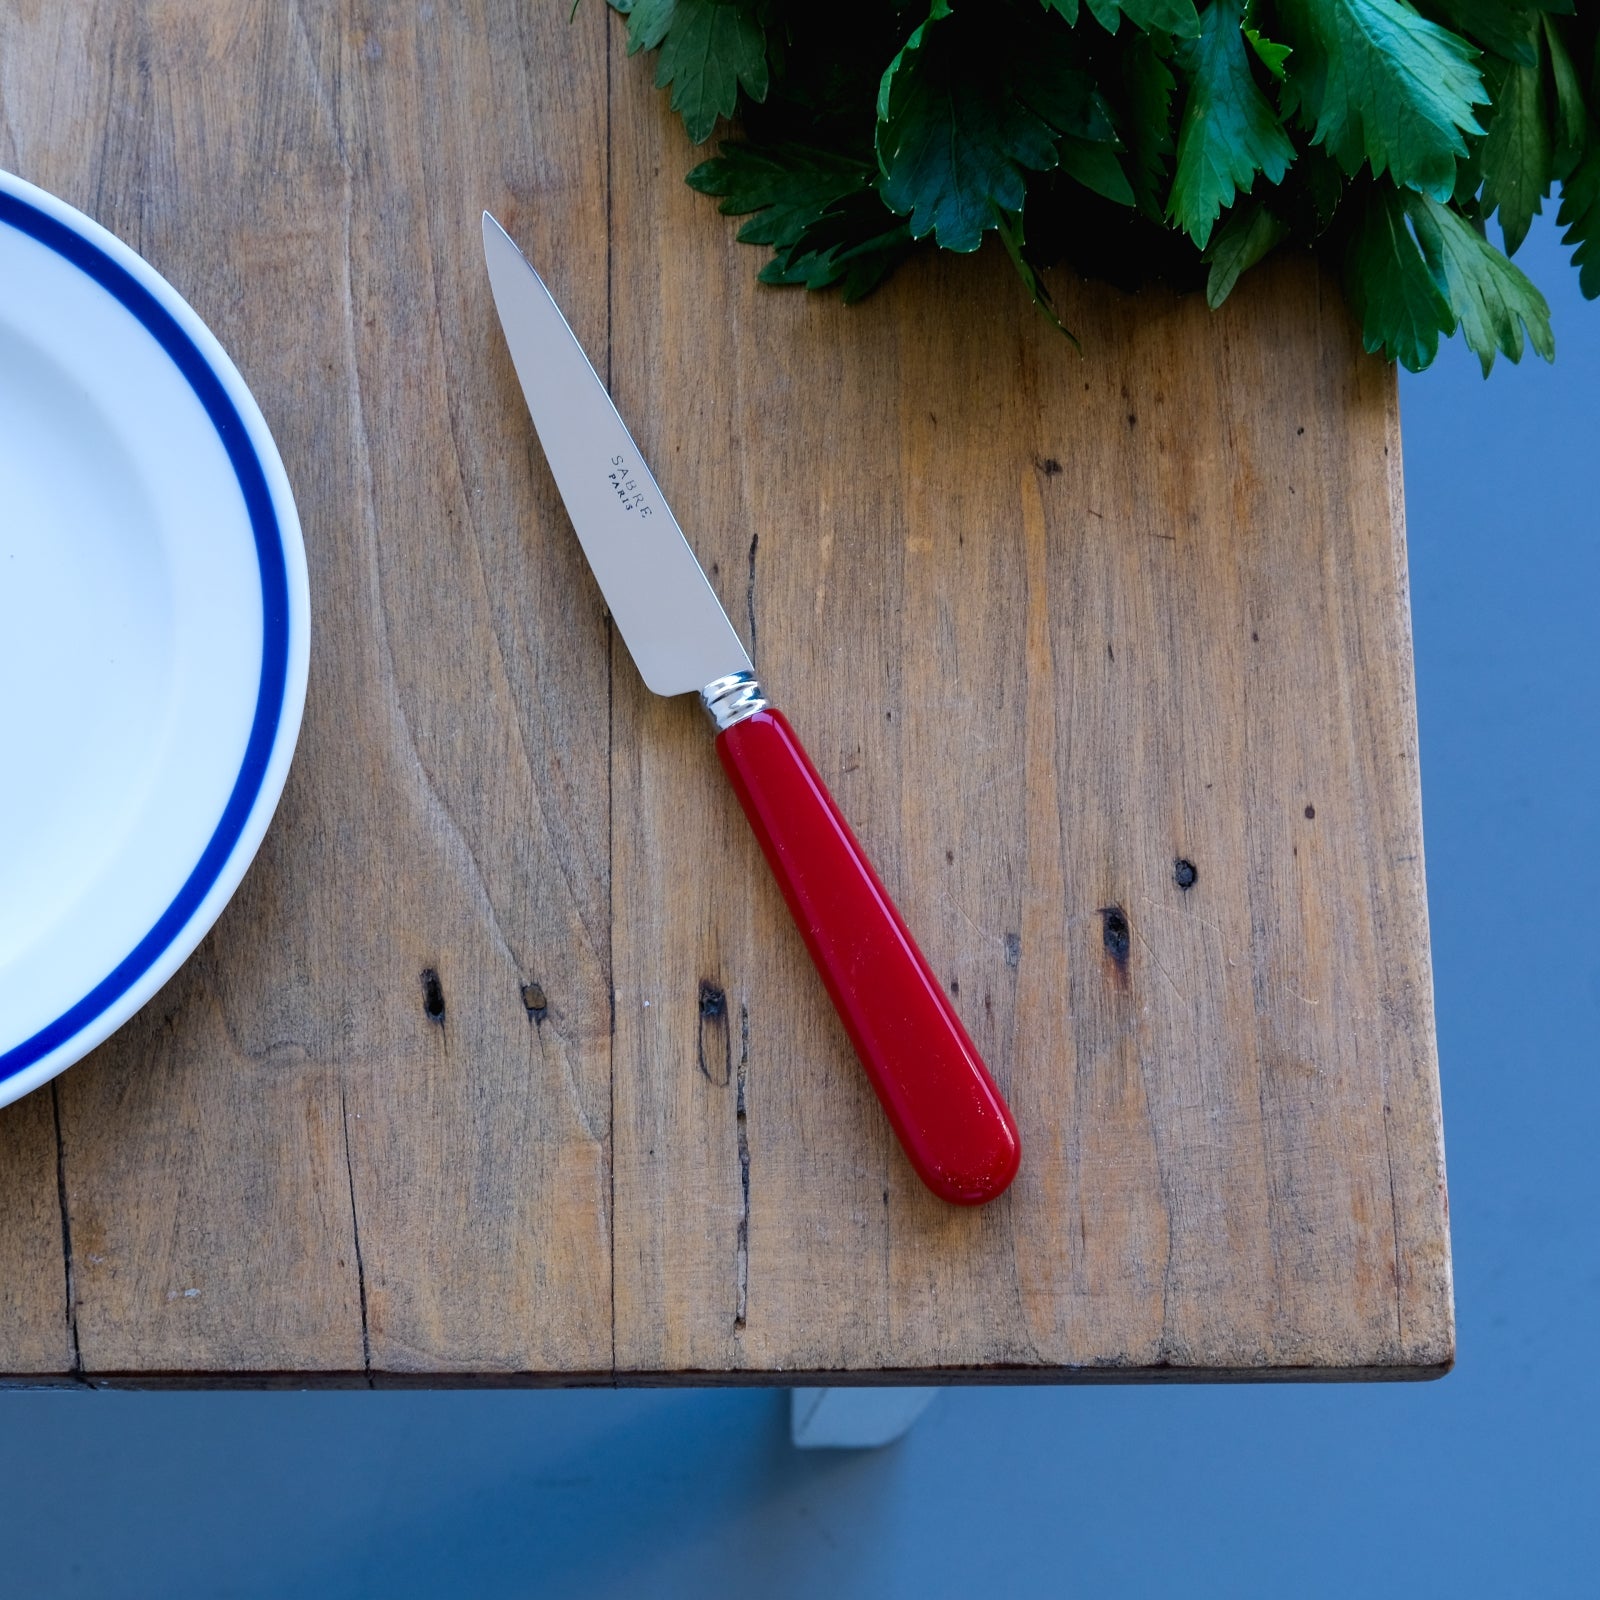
[1203,200,1289,304]
[1121,32,1179,217]
[877,3,1119,252]
[623,0,770,145]
[1121,0,1204,32]
[1407,191,1555,372]
[1452,133,1485,205]
[1427,0,1541,68]
[686,141,913,301]
[1544,14,1587,175]
[995,205,1081,342]
[1277,0,1488,199]
[1342,182,1454,370]
[1042,0,1202,35]
[1167,0,1296,248]
[1302,144,1347,229]
[615,0,675,52]
[686,142,875,246]
[1244,26,1291,79]
[758,198,916,302]
[1556,131,1600,298]
[1059,136,1138,204]
[1480,20,1552,253]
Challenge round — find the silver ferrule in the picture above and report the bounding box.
[700,670,769,731]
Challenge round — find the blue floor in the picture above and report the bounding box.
[3,214,1596,1597]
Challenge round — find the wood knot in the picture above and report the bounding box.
[697,980,731,1086]
[419,968,445,1024]
[1099,906,1131,970]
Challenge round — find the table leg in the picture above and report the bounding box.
[789,1387,939,1448]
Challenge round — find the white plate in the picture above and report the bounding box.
[0,171,310,1108]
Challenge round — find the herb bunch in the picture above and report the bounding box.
[610,0,1600,372]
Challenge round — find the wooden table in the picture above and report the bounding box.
[0,2,1452,1386]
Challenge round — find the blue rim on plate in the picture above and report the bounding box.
[0,175,308,1099]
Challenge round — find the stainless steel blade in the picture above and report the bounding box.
[482,214,752,697]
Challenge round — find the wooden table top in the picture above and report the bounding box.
[0,2,1452,1386]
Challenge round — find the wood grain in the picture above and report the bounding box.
[0,2,1451,1383]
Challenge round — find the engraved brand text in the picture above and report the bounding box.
[608,455,654,517]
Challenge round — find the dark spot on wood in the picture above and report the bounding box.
[1251,631,1259,642]
[1304,804,1316,820]
[1107,642,1115,662]
[928,411,937,424]
[1037,456,1063,476]
[420,968,445,1024]
[949,978,960,998]
[1127,413,1138,427]
[711,561,720,576]
[1174,859,1198,890]
[885,710,892,720]
[1297,426,1305,436]
[1004,932,1021,969]
[521,982,548,1024]
[883,1188,890,1206]
[945,848,955,864]
[1099,906,1131,968]
[697,979,731,1086]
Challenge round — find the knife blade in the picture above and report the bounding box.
[482,212,1020,1206]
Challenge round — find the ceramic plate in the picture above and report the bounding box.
[0,171,310,1109]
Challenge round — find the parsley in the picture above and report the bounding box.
[874,1,1125,252]
[616,0,768,144]
[1479,18,1552,254]
[1168,0,1295,247]
[606,0,1600,372]
[1204,198,1290,304]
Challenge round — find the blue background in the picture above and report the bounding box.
[2,215,1595,1598]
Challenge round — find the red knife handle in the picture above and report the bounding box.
[714,706,1021,1205]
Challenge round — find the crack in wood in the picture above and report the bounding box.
[746,532,759,657]
[735,1003,750,1333]
[50,1081,81,1376]
[340,1087,374,1386]
[603,32,618,1381]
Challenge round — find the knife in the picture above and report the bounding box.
[481,213,1021,1205]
